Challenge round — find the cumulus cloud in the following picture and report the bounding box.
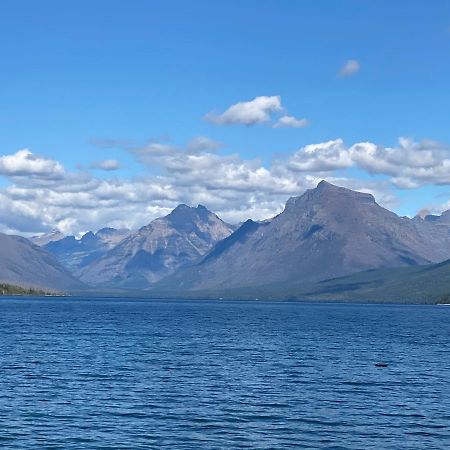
[283,137,450,189]
[273,115,309,128]
[339,59,360,77]
[204,95,282,126]
[283,139,352,172]
[204,95,310,129]
[349,138,450,187]
[91,159,121,171]
[131,142,300,195]
[0,149,64,179]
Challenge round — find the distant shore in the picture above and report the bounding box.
[0,283,62,297]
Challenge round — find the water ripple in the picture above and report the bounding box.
[0,298,450,449]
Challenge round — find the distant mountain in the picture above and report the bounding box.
[0,233,83,291]
[425,210,450,224]
[77,205,234,288]
[44,228,130,271]
[95,227,130,247]
[30,230,65,246]
[157,181,450,293]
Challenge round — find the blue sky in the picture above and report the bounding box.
[1,1,450,234]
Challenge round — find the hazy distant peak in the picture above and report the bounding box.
[30,230,65,247]
[96,227,120,236]
[80,231,97,244]
[439,209,450,221]
[413,208,450,224]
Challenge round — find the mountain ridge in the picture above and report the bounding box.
[155,181,450,293]
[5,180,450,302]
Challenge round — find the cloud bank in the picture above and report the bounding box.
[1,136,449,236]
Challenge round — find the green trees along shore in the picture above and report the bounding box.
[0,283,56,296]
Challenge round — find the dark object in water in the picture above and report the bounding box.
[375,362,388,368]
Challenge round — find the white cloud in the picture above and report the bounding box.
[283,137,450,188]
[284,139,352,172]
[339,59,360,77]
[204,95,282,126]
[0,149,64,179]
[91,159,121,171]
[349,138,450,187]
[273,115,309,128]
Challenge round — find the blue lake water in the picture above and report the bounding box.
[1,297,450,449]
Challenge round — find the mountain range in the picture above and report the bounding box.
[4,180,450,302]
[156,181,450,293]
[39,228,130,271]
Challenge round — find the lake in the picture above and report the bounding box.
[1,297,450,449]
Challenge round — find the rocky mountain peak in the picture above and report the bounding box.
[313,180,375,202]
[77,203,233,288]
[80,231,97,244]
[166,203,219,229]
[284,181,375,214]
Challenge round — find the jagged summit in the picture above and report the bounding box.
[80,231,96,244]
[164,204,223,232]
[43,227,131,272]
[167,203,211,218]
[167,203,211,215]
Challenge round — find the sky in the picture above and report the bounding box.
[1,0,450,235]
